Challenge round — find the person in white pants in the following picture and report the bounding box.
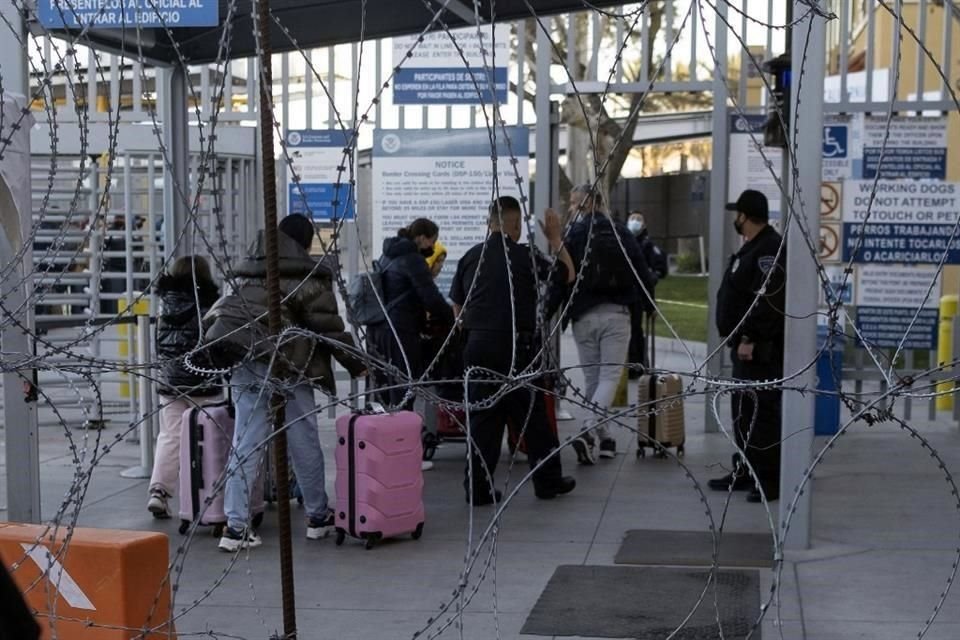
[148,256,223,518]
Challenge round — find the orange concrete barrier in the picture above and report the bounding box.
[0,523,176,639]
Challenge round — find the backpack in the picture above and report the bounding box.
[581,220,635,295]
[347,259,411,326]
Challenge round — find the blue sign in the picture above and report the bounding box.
[393,68,509,105]
[862,147,947,180]
[39,0,219,28]
[823,125,848,158]
[287,130,355,221]
[841,223,960,264]
[855,306,939,350]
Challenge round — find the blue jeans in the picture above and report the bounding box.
[224,361,328,531]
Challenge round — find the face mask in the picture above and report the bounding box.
[733,216,744,235]
[420,247,434,258]
[627,220,644,234]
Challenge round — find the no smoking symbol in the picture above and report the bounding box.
[821,183,840,218]
[820,225,839,261]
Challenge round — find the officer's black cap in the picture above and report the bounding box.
[725,189,769,222]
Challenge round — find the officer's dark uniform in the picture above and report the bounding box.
[449,231,568,502]
[0,557,40,639]
[715,194,786,496]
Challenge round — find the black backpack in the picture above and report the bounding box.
[581,220,635,295]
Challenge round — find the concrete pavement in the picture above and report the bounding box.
[2,333,960,639]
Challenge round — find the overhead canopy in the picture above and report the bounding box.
[39,0,628,65]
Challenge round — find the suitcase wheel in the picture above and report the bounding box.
[364,533,381,550]
[252,512,264,529]
[178,520,190,535]
[335,529,346,546]
[212,523,225,538]
[412,522,424,540]
[677,443,686,457]
[654,448,669,460]
[423,445,437,461]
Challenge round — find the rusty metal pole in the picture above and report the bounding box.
[252,0,297,636]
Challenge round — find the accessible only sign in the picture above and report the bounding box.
[841,179,960,263]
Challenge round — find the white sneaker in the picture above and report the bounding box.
[421,460,435,471]
[306,509,335,540]
[218,527,263,552]
[571,436,597,465]
[147,488,171,519]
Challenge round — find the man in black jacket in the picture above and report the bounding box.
[710,189,786,503]
[563,186,657,463]
[449,196,576,505]
[626,212,668,377]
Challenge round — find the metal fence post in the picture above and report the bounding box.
[779,5,826,551]
[121,304,156,478]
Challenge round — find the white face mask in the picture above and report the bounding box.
[627,219,644,234]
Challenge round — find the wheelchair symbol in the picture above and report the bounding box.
[822,126,847,158]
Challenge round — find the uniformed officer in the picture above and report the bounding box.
[449,196,577,506]
[709,189,787,503]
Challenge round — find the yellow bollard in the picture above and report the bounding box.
[936,295,958,412]
[612,366,629,407]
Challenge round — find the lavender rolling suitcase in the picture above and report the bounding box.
[334,410,425,550]
[177,402,263,536]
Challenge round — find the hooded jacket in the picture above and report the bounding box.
[155,273,221,396]
[202,231,365,393]
[379,236,453,335]
[565,211,658,320]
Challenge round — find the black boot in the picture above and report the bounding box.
[534,476,577,500]
[708,472,752,492]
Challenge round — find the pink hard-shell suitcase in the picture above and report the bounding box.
[177,402,264,537]
[334,410,425,549]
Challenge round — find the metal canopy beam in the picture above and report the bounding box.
[37,0,627,64]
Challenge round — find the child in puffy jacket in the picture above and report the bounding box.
[147,255,222,519]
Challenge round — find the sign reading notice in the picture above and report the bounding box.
[862,116,948,180]
[39,0,219,28]
[854,264,941,350]
[841,180,960,263]
[392,25,510,105]
[728,114,782,222]
[287,130,355,221]
[372,127,530,295]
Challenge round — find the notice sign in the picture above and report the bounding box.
[287,130,355,221]
[862,116,948,180]
[841,180,960,263]
[39,0,218,28]
[854,264,940,350]
[855,264,941,308]
[392,25,510,105]
[372,127,530,295]
[728,114,782,222]
[855,307,938,349]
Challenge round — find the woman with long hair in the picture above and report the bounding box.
[368,218,453,409]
